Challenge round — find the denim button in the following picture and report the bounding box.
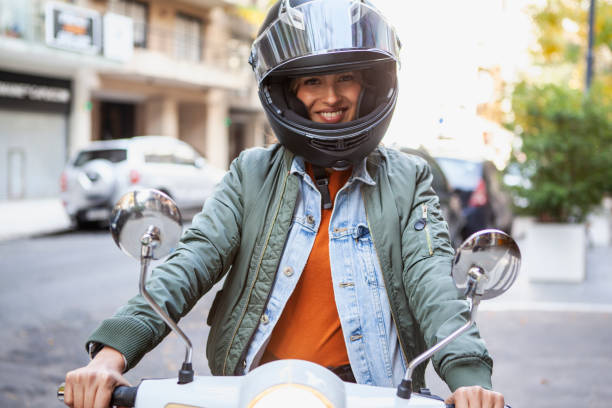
[306,215,315,225]
[283,266,294,277]
[260,314,270,325]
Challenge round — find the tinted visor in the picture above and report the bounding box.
[250,0,401,83]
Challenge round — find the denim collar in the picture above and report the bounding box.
[290,156,376,186]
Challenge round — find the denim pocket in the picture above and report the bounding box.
[353,224,380,287]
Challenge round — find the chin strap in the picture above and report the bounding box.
[312,165,332,210]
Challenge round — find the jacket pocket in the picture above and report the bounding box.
[402,203,438,269]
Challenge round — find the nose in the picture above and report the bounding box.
[322,84,341,105]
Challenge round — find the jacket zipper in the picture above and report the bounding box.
[422,204,433,256]
[362,190,409,367]
[222,170,291,375]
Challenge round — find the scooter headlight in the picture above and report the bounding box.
[248,384,333,408]
[239,360,345,408]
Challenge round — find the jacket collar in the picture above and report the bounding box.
[289,155,376,186]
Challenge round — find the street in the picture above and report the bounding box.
[0,229,610,408]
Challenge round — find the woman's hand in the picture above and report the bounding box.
[445,386,505,408]
[63,346,130,408]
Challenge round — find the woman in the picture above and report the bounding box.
[64,1,505,407]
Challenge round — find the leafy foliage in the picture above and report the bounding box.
[531,0,612,63]
[509,82,612,223]
[528,0,612,103]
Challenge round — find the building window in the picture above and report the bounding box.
[0,0,28,39]
[113,0,148,48]
[175,12,202,62]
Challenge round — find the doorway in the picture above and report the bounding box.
[100,101,135,140]
[228,121,246,164]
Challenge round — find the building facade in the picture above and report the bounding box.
[0,0,267,201]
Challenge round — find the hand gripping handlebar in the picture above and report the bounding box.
[57,383,138,407]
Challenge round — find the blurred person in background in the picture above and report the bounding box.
[63,1,504,407]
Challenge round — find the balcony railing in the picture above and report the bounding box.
[0,2,253,74]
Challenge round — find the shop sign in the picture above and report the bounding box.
[0,70,71,113]
[45,1,101,54]
[103,13,134,62]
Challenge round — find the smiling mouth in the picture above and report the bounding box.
[317,109,347,123]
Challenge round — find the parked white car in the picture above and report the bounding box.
[60,136,226,228]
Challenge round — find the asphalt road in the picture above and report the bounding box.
[0,228,610,408]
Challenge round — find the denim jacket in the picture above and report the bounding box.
[244,157,405,386]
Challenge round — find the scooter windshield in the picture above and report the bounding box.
[250,0,401,83]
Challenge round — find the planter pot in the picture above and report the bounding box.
[587,197,612,247]
[525,222,586,283]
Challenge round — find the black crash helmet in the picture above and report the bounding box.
[249,0,401,168]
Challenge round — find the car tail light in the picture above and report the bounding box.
[129,169,140,184]
[60,172,67,192]
[468,179,488,207]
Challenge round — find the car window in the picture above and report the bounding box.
[144,153,175,164]
[73,149,127,167]
[436,158,482,191]
[142,143,198,166]
[172,144,198,166]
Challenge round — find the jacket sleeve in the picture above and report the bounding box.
[86,154,245,371]
[401,158,494,391]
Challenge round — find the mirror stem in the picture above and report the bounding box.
[397,294,482,400]
[139,231,194,384]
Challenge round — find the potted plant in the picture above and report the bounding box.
[507,82,612,282]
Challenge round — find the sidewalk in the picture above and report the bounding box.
[0,198,71,242]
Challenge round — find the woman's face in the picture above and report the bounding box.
[294,71,362,124]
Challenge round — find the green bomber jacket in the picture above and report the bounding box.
[88,144,493,391]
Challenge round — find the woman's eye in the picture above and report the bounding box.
[339,74,355,82]
[303,78,320,86]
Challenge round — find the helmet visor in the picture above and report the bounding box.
[250,0,401,83]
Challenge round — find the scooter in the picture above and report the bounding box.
[58,189,520,407]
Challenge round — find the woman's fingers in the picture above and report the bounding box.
[445,386,505,408]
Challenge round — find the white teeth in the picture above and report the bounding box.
[321,111,343,120]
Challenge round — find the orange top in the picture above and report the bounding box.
[260,165,352,369]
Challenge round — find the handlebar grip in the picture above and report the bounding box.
[111,385,138,407]
[446,405,511,408]
[57,383,138,407]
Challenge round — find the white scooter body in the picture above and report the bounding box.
[134,360,446,408]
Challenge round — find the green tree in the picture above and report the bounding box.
[509,82,612,222]
[505,0,612,223]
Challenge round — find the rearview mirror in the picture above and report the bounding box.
[397,229,521,402]
[452,229,521,299]
[110,189,182,261]
[109,189,194,383]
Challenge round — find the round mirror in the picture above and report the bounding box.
[452,229,521,300]
[110,189,183,260]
